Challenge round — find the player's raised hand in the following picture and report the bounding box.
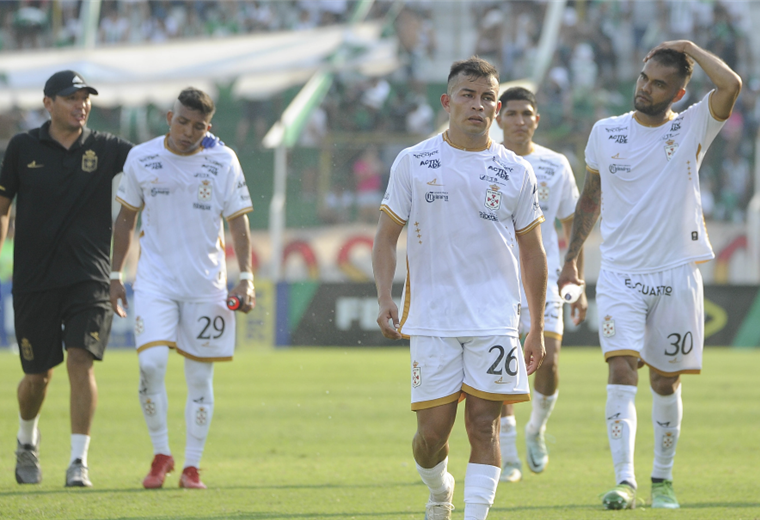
[570,290,588,326]
[523,329,545,375]
[377,297,402,340]
[228,280,255,313]
[110,279,128,318]
[201,132,224,149]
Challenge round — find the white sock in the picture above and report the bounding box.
[18,414,39,446]
[606,384,637,488]
[463,463,500,520]
[499,415,519,464]
[526,390,558,433]
[138,347,171,456]
[70,434,90,466]
[416,457,451,502]
[183,358,214,469]
[651,385,682,481]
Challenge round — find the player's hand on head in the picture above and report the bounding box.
[201,132,224,149]
[570,290,588,326]
[644,40,692,61]
[109,280,128,318]
[377,298,402,340]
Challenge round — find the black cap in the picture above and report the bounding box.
[43,70,99,97]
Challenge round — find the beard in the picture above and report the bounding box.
[633,93,672,116]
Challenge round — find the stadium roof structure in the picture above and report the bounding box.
[0,21,398,112]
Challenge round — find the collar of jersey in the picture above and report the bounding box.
[163,134,204,156]
[632,111,676,128]
[442,130,491,152]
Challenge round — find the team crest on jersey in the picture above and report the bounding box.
[664,140,679,161]
[485,185,502,210]
[198,180,213,201]
[537,182,550,202]
[610,420,623,439]
[602,315,616,337]
[82,150,98,172]
[135,316,145,336]
[412,361,421,388]
[20,338,34,361]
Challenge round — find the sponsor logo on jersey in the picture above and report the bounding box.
[479,174,505,184]
[427,178,443,186]
[420,159,441,169]
[413,150,438,159]
[536,165,556,177]
[21,338,34,361]
[537,182,550,202]
[144,162,163,170]
[151,187,170,196]
[670,119,682,132]
[602,315,616,337]
[487,165,510,181]
[26,160,44,168]
[81,150,97,172]
[412,361,421,387]
[605,126,627,133]
[201,164,219,175]
[198,180,213,201]
[485,185,502,210]
[664,139,679,161]
[236,180,246,189]
[491,156,514,172]
[624,279,672,296]
[193,203,212,210]
[425,191,449,203]
[479,211,498,221]
[661,132,680,141]
[139,154,159,162]
[608,134,628,144]
[609,164,632,174]
[611,152,625,159]
[194,172,212,178]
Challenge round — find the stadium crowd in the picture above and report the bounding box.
[0,0,756,224]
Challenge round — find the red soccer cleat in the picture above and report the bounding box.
[142,454,175,489]
[179,466,206,489]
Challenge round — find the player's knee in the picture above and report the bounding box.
[650,373,680,396]
[138,349,169,380]
[607,356,638,385]
[415,425,449,454]
[66,347,94,367]
[464,413,499,444]
[22,371,52,391]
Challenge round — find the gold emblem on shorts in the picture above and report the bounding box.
[82,150,98,172]
[20,338,34,361]
[90,331,100,341]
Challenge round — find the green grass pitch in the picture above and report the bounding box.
[1,346,758,520]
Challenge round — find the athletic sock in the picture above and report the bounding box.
[606,384,637,488]
[70,434,90,466]
[183,358,214,469]
[526,390,558,433]
[499,415,519,464]
[416,457,451,502]
[651,385,682,481]
[463,463,500,520]
[18,414,39,446]
[138,347,171,456]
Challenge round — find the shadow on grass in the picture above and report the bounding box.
[493,501,760,513]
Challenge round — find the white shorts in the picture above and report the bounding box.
[410,335,530,411]
[134,290,236,362]
[519,300,564,339]
[595,263,703,376]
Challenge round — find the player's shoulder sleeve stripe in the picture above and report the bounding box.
[707,90,730,122]
[225,207,253,221]
[116,196,141,211]
[380,205,406,226]
[586,165,599,175]
[515,215,546,236]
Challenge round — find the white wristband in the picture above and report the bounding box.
[239,272,253,282]
[110,271,123,282]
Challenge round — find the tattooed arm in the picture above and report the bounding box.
[558,168,601,289]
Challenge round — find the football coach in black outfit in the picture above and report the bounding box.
[0,71,132,487]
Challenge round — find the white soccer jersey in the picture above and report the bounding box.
[585,91,725,274]
[517,144,579,302]
[381,133,544,337]
[117,136,253,301]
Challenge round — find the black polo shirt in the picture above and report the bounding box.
[0,121,132,294]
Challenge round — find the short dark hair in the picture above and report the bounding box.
[178,87,215,116]
[499,87,537,111]
[649,48,694,84]
[447,56,499,92]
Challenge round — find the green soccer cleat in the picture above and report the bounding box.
[525,426,549,473]
[500,460,522,483]
[651,480,680,509]
[602,482,638,510]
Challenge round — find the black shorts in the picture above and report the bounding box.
[14,281,113,374]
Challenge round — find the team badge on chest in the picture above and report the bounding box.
[485,184,502,210]
[538,182,550,202]
[664,140,679,161]
[82,150,98,172]
[198,180,213,201]
[602,315,616,337]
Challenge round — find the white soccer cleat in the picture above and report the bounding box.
[425,472,455,520]
[525,426,549,473]
[500,459,522,483]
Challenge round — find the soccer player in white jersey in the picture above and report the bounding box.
[109,88,255,490]
[373,57,547,520]
[559,41,742,510]
[494,87,587,483]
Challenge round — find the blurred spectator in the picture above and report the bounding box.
[320,182,354,224]
[405,96,435,137]
[353,146,384,223]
